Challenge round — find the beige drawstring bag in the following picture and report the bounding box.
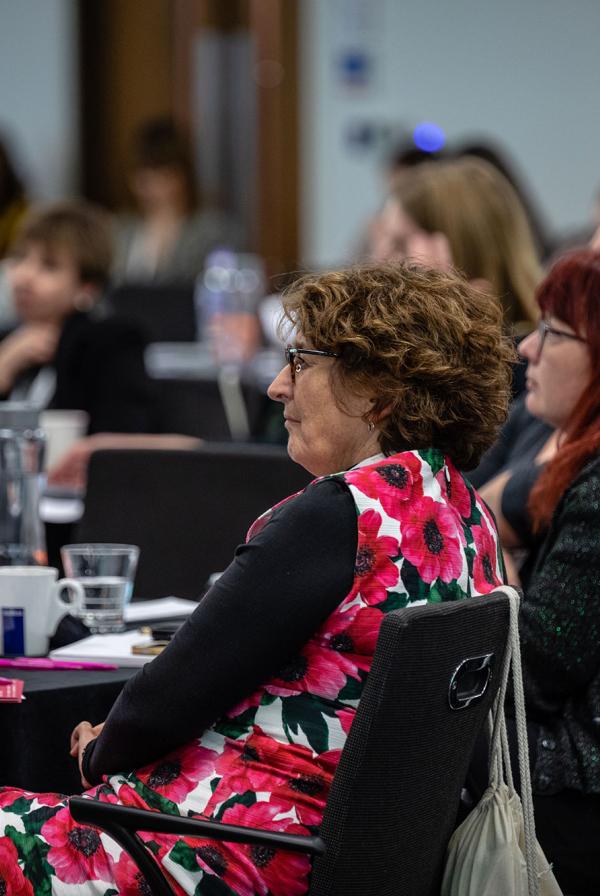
[441,586,563,896]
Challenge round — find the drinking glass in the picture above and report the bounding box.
[60,544,139,633]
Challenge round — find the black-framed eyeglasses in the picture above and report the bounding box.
[534,320,586,361]
[285,346,340,380]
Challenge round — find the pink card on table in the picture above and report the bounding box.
[0,678,25,703]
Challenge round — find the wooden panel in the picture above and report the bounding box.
[250,0,299,274]
[79,0,175,208]
[79,0,299,270]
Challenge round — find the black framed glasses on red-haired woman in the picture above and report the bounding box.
[534,320,587,362]
[285,346,340,381]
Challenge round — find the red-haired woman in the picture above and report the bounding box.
[498,249,600,894]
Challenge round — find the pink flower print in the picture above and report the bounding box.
[0,788,64,810]
[136,742,218,803]
[112,849,187,896]
[350,509,399,605]
[436,462,472,519]
[0,789,25,810]
[210,800,312,896]
[211,737,287,802]
[471,524,503,592]
[401,496,464,584]
[215,734,336,827]
[336,707,355,734]
[346,453,423,520]
[266,640,357,700]
[0,837,34,896]
[42,805,113,884]
[324,605,383,669]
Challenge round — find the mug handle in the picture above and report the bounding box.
[55,578,84,610]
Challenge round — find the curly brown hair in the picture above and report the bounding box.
[282,263,515,469]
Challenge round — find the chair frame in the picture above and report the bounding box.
[70,590,512,896]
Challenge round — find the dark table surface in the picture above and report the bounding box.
[0,666,136,795]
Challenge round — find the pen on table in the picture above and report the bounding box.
[0,658,118,671]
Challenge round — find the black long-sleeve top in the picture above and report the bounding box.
[83,478,358,783]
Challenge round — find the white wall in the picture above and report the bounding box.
[300,0,600,267]
[0,0,79,200]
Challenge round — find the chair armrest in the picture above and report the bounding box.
[70,795,326,856]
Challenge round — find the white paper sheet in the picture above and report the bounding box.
[124,597,198,623]
[49,630,156,667]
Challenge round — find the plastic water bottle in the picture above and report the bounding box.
[195,249,264,366]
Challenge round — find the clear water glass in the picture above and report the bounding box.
[60,543,139,633]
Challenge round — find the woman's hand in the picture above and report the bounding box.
[0,323,60,393]
[69,720,105,789]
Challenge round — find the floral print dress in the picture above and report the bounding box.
[0,449,504,896]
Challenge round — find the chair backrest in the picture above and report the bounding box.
[107,284,197,343]
[75,444,312,598]
[155,377,268,441]
[309,592,510,896]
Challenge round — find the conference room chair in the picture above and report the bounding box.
[75,444,312,599]
[106,283,197,343]
[70,589,511,896]
[155,375,270,441]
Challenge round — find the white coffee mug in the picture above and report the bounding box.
[0,566,84,656]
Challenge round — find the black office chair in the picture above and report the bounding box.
[75,444,312,598]
[155,376,268,441]
[106,284,197,343]
[70,590,511,896]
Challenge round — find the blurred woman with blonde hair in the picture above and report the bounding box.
[373,155,542,332]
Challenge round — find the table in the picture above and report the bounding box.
[0,666,136,794]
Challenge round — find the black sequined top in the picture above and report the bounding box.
[519,451,600,795]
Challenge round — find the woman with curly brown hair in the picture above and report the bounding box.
[0,264,514,895]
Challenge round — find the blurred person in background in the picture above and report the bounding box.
[0,133,30,329]
[374,155,542,334]
[470,248,600,895]
[1,201,157,433]
[112,117,240,285]
[0,133,29,260]
[452,138,554,260]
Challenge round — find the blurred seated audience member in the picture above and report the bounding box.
[470,249,600,895]
[2,202,158,433]
[0,261,513,894]
[352,138,446,261]
[589,193,600,251]
[550,184,600,258]
[451,138,554,260]
[0,134,30,328]
[466,394,553,581]
[112,117,239,285]
[48,432,202,490]
[0,133,29,260]
[376,155,542,333]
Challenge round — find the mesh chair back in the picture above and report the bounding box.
[76,445,312,598]
[107,284,197,343]
[309,593,510,896]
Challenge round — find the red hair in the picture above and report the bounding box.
[529,249,600,530]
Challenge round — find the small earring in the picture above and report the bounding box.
[367,420,375,433]
[73,293,95,312]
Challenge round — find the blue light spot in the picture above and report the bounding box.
[413,121,446,153]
